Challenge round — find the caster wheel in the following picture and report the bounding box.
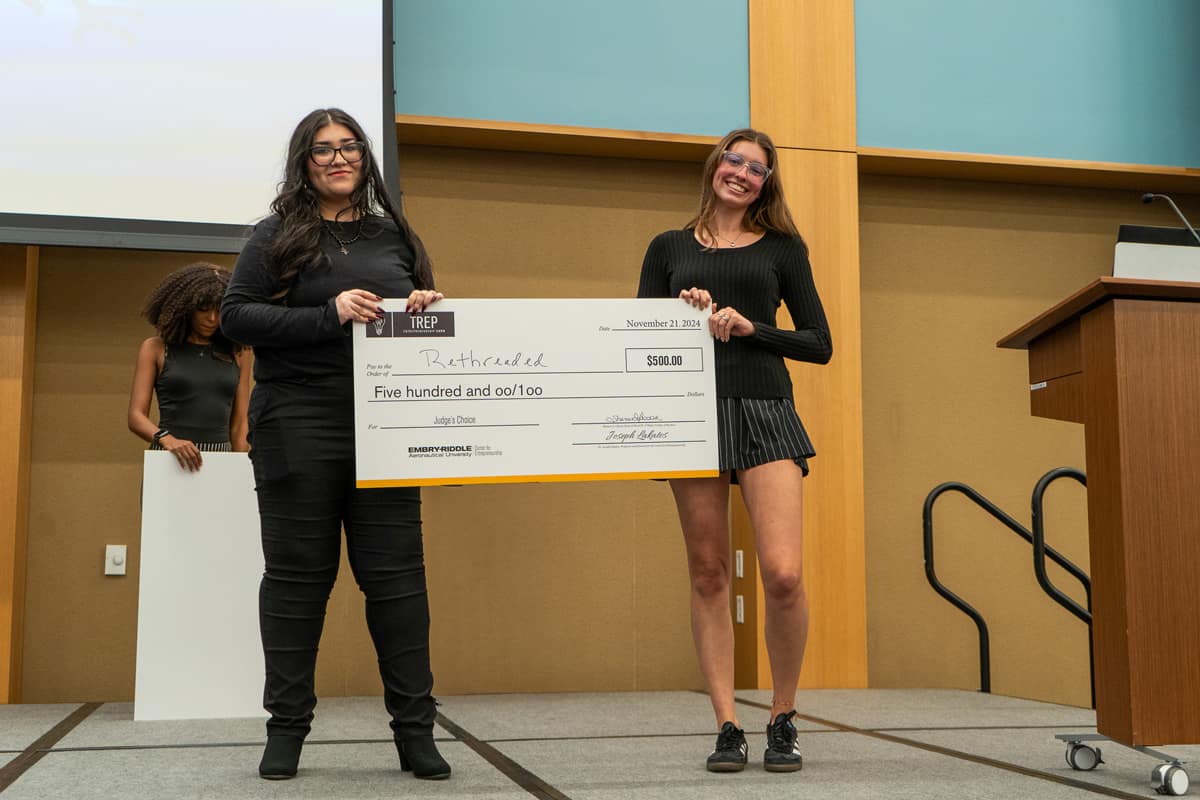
[1151,763,1190,796]
[1066,744,1102,771]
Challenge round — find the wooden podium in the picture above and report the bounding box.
[999,278,1200,746]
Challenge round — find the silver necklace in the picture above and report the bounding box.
[718,229,744,248]
[322,217,363,255]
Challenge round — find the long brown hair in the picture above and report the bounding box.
[687,128,804,251]
[265,108,434,296]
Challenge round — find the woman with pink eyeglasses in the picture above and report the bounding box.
[637,128,832,774]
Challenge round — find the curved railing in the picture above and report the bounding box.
[1030,467,1091,622]
[1030,467,1092,707]
[922,468,1091,698]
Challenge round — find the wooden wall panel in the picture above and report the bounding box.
[780,149,869,688]
[742,0,867,691]
[0,245,38,703]
[749,0,857,152]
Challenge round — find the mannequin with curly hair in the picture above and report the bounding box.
[221,108,448,782]
[128,262,251,471]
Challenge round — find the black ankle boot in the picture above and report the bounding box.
[395,734,451,780]
[259,734,303,780]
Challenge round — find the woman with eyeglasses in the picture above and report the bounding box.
[637,128,832,773]
[221,108,448,782]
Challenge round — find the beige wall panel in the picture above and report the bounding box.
[749,0,856,151]
[314,481,702,698]
[1,245,38,702]
[395,147,707,694]
[632,489,703,689]
[858,176,1195,707]
[776,149,868,688]
[22,248,235,702]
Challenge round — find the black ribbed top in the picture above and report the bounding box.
[637,229,832,399]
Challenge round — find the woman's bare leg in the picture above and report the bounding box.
[737,460,808,721]
[668,475,737,728]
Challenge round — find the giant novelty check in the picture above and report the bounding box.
[352,299,718,487]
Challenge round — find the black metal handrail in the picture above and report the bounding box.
[923,468,1091,696]
[1030,468,1091,622]
[1031,466,1093,707]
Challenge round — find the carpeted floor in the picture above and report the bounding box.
[1,689,1195,799]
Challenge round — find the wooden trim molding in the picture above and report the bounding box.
[395,118,1199,194]
[859,146,1200,193]
[0,245,38,703]
[395,114,716,162]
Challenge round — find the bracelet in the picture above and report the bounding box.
[152,428,170,444]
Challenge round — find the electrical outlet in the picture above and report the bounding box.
[735,594,744,624]
[104,545,127,576]
[735,549,744,578]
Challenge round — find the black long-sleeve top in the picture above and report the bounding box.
[221,215,416,385]
[637,229,832,399]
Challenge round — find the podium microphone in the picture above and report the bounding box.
[1141,193,1200,245]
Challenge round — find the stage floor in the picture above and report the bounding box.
[1,689,1196,798]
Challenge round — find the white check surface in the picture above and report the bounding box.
[353,299,718,486]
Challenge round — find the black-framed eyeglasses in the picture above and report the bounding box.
[720,150,771,182]
[309,142,366,166]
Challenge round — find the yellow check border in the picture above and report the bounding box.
[357,468,718,488]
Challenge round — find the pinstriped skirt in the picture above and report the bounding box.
[718,397,815,480]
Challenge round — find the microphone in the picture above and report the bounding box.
[1141,193,1200,245]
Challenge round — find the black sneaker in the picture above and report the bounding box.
[764,711,803,772]
[706,721,748,772]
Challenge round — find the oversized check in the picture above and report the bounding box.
[352,299,717,486]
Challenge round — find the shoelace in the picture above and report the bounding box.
[767,711,798,750]
[716,724,744,751]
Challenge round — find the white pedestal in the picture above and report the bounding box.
[134,451,266,721]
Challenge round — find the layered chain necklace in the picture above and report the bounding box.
[322,217,364,255]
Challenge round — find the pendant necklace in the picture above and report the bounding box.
[323,217,363,255]
[718,229,744,248]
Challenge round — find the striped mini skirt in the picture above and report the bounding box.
[717,397,815,480]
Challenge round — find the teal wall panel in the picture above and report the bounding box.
[394,0,749,137]
[856,0,1200,167]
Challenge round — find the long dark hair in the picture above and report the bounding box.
[687,128,805,252]
[265,108,434,295]
[142,262,238,359]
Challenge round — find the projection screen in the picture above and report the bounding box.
[0,0,395,252]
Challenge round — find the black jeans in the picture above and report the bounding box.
[255,461,435,739]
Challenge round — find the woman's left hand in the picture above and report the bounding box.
[710,305,755,342]
[406,290,444,312]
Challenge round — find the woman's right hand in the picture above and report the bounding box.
[161,434,203,472]
[335,289,384,325]
[679,287,712,310]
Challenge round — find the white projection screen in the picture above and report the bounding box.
[0,0,394,252]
